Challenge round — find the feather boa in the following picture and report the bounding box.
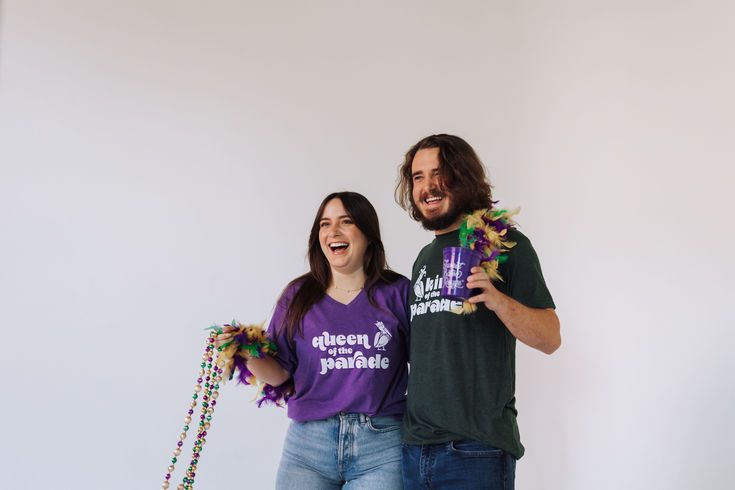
[454,208,518,314]
[208,322,291,407]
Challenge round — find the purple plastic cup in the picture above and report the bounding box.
[441,246,484,301]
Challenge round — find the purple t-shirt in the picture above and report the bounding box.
[267,277,410,422]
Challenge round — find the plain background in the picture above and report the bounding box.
[1,1,733,489]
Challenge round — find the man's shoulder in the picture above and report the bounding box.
[413,238,439,262]
[497,228,541,277]
[506,226,530,244]
[417,239,436,255]
[505,227,535,256]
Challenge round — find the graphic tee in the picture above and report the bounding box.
[402,228,555,459]
[267,277,411,422]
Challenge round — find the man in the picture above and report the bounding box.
[396,134,561,489]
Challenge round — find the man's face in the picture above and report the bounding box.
[410,147,463,232]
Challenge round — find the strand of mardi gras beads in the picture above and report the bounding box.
[162,332,223,489]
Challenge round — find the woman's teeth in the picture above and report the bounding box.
[329,242,349,252]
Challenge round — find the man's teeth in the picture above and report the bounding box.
[425,196,442,203]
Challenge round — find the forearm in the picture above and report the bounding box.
[492,294,561,354]
[246,356,290,387]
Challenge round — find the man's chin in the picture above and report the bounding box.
[419,210,463,232]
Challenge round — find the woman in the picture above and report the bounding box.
[217,191,410,489]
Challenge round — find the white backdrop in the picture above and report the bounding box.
[1,1,733,489]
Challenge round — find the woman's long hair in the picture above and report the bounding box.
[279,191,402,344]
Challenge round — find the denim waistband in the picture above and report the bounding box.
[333,412,401,423]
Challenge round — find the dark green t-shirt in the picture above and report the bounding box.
[402,227,555,459]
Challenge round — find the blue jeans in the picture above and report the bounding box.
[276,413,403,489]
[402,441,516,490]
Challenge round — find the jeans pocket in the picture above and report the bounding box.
[366,416,402,433]
[448,440,505,458]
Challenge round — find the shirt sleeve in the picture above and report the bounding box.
[265,287,298,376]
[398,277,411,347]
[504,231,556,310]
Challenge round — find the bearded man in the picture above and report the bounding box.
[396,134,561,490]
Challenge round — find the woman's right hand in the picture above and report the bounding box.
[213,325,290,386]
[213,325,238,350]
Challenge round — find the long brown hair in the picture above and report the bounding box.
[395,134,494,221]
[278,191,402,344]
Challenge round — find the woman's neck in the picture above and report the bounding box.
[329,268,366,292]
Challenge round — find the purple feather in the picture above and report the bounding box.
[256,382,293,408]
[233,356,256,385]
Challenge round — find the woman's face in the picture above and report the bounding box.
[318,198,368,276]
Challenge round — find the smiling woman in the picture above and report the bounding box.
[214,191,410,489]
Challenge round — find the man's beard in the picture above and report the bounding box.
[418,201,464,231]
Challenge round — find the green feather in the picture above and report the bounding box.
[217,340,234,352]
[241,343,259,356]
[458,218,472,248]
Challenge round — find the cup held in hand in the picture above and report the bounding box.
[441,246,484,301]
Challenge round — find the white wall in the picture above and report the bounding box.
[1,1,733,489]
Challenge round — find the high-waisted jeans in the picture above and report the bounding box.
[276,413,403,489]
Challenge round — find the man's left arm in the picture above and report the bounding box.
[467,266,561,355]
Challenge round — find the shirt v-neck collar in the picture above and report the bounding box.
[324,288,366,307]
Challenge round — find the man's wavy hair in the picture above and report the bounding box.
[395,134,494,221]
